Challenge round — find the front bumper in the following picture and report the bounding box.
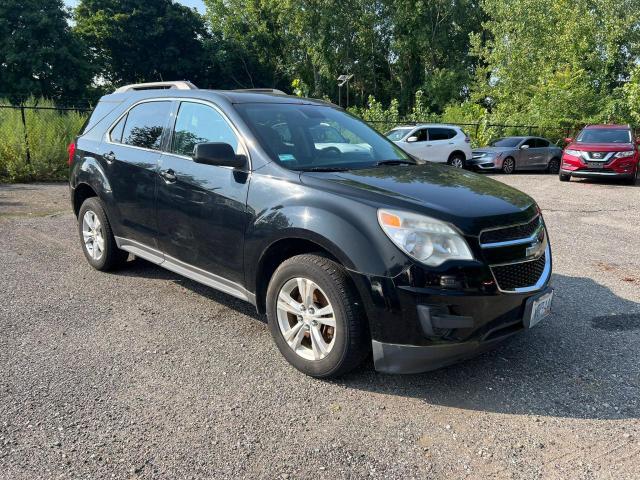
[349,243,552,374]
[560,168,636,179]
[468,156,501,170]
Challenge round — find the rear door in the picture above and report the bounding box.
[532,138,551,169]
[155,100,251,286]
[518,137,538,168]
[103,100,172,250]
[426,127,455,162]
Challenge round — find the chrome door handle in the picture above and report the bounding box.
[160,169,177,183]
[104,151,116,164]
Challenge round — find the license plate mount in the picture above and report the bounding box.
[524,289,553,329]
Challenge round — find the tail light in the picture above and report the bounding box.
[67,142,76,166]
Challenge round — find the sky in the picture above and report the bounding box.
[64,0,206,14]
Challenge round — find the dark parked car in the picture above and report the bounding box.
[69,81,554,378]
[470,137,563,174]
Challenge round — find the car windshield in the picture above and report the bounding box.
[490,137,522,148]
[235,103,413,171]
[385,128,411,141]
[576,129,631,144]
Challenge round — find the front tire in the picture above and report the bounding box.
[547,158,560,174]
[448,153,466,169]
[78,197,128,271]
[501,157,515,174]
[266,254,370,378]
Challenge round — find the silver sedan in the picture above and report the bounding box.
[469,137,563,174]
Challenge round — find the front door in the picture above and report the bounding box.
[401,128,430,161]
[101,100,172,249]
[155,101,251,286]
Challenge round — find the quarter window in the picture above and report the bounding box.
[109,115,126,143]
[171,102,239,157]
[121,101,171,150]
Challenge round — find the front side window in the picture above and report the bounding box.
[121,101,171,150]
[577,129,631,144]
[522,138,536,148]
[235,103,411,171]
[171,102,239,157]
[386,128,411,141]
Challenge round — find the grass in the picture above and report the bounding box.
[0,98,88,182]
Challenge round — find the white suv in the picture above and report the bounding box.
[386,124,472,167]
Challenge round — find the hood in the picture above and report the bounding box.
[300,163,536,234]
[567,142,635,152]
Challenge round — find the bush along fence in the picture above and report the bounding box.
[0,96,605,183]
[0,100,89,182]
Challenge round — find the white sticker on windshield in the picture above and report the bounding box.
[278,154,296,163]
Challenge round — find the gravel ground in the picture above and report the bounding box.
[1,175,639,479]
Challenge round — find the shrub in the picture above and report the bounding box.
[0,98,88,182]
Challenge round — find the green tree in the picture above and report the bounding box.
[74,0,213,87]
[472,0,640,125]
[0,0,93,104]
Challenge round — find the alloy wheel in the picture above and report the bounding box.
[503,158,515,174]
[276,277,336,361]
[450,157,464,168]
[82,210,105,261]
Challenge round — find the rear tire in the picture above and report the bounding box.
[547,158,560,174]
[502,157,515,174]
[266,254,370,378]
[78,197,129,271]
[559,172,571,182]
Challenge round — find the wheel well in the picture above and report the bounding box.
[73,183,98,216]
[254,238,341,314]
[448,150,466,162]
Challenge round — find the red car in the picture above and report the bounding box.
[559,124,639,185]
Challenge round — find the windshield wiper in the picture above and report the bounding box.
[375,159,416,166]
[298,166,352,172]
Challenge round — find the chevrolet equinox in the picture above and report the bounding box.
[69,81,554,377]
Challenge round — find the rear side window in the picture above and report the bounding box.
[534,138,549,148]
[428,128,456,141]
[170,102,238,157]
[121,101,171,150]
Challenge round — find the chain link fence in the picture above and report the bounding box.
[0,104,90,182]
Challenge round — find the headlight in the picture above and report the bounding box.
[564,149,582,157]
[614,150,635,158]
[377,209,474,266]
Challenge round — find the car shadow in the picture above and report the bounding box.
[114,257,265,323]
[113,259,639,420]
[339,273,640,420]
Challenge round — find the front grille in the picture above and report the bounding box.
[480,215,541,245]
[491,253,546,291]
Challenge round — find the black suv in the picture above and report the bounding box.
[69,81,553,377]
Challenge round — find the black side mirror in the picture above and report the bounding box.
[193,142,246,168]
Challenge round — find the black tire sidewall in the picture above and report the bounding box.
[266,257,354,378]
[77,197,120,270]
[548,158,560,173]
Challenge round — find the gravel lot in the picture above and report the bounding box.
[1,174,639,479]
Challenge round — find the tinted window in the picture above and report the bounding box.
[109,115,126,143]
[235,103,411,171]
[522,138,536,148]
[428,128,455,141]
[386,128,411,141]
[577,129,631,144]
[171,102,239,157]
[490,137,522,147]
[122,101,171,150]
[414,128,428,141]
[534,138,550,148]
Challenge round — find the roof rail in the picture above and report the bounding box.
[114,81,198,93]
[232,88,287,95]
